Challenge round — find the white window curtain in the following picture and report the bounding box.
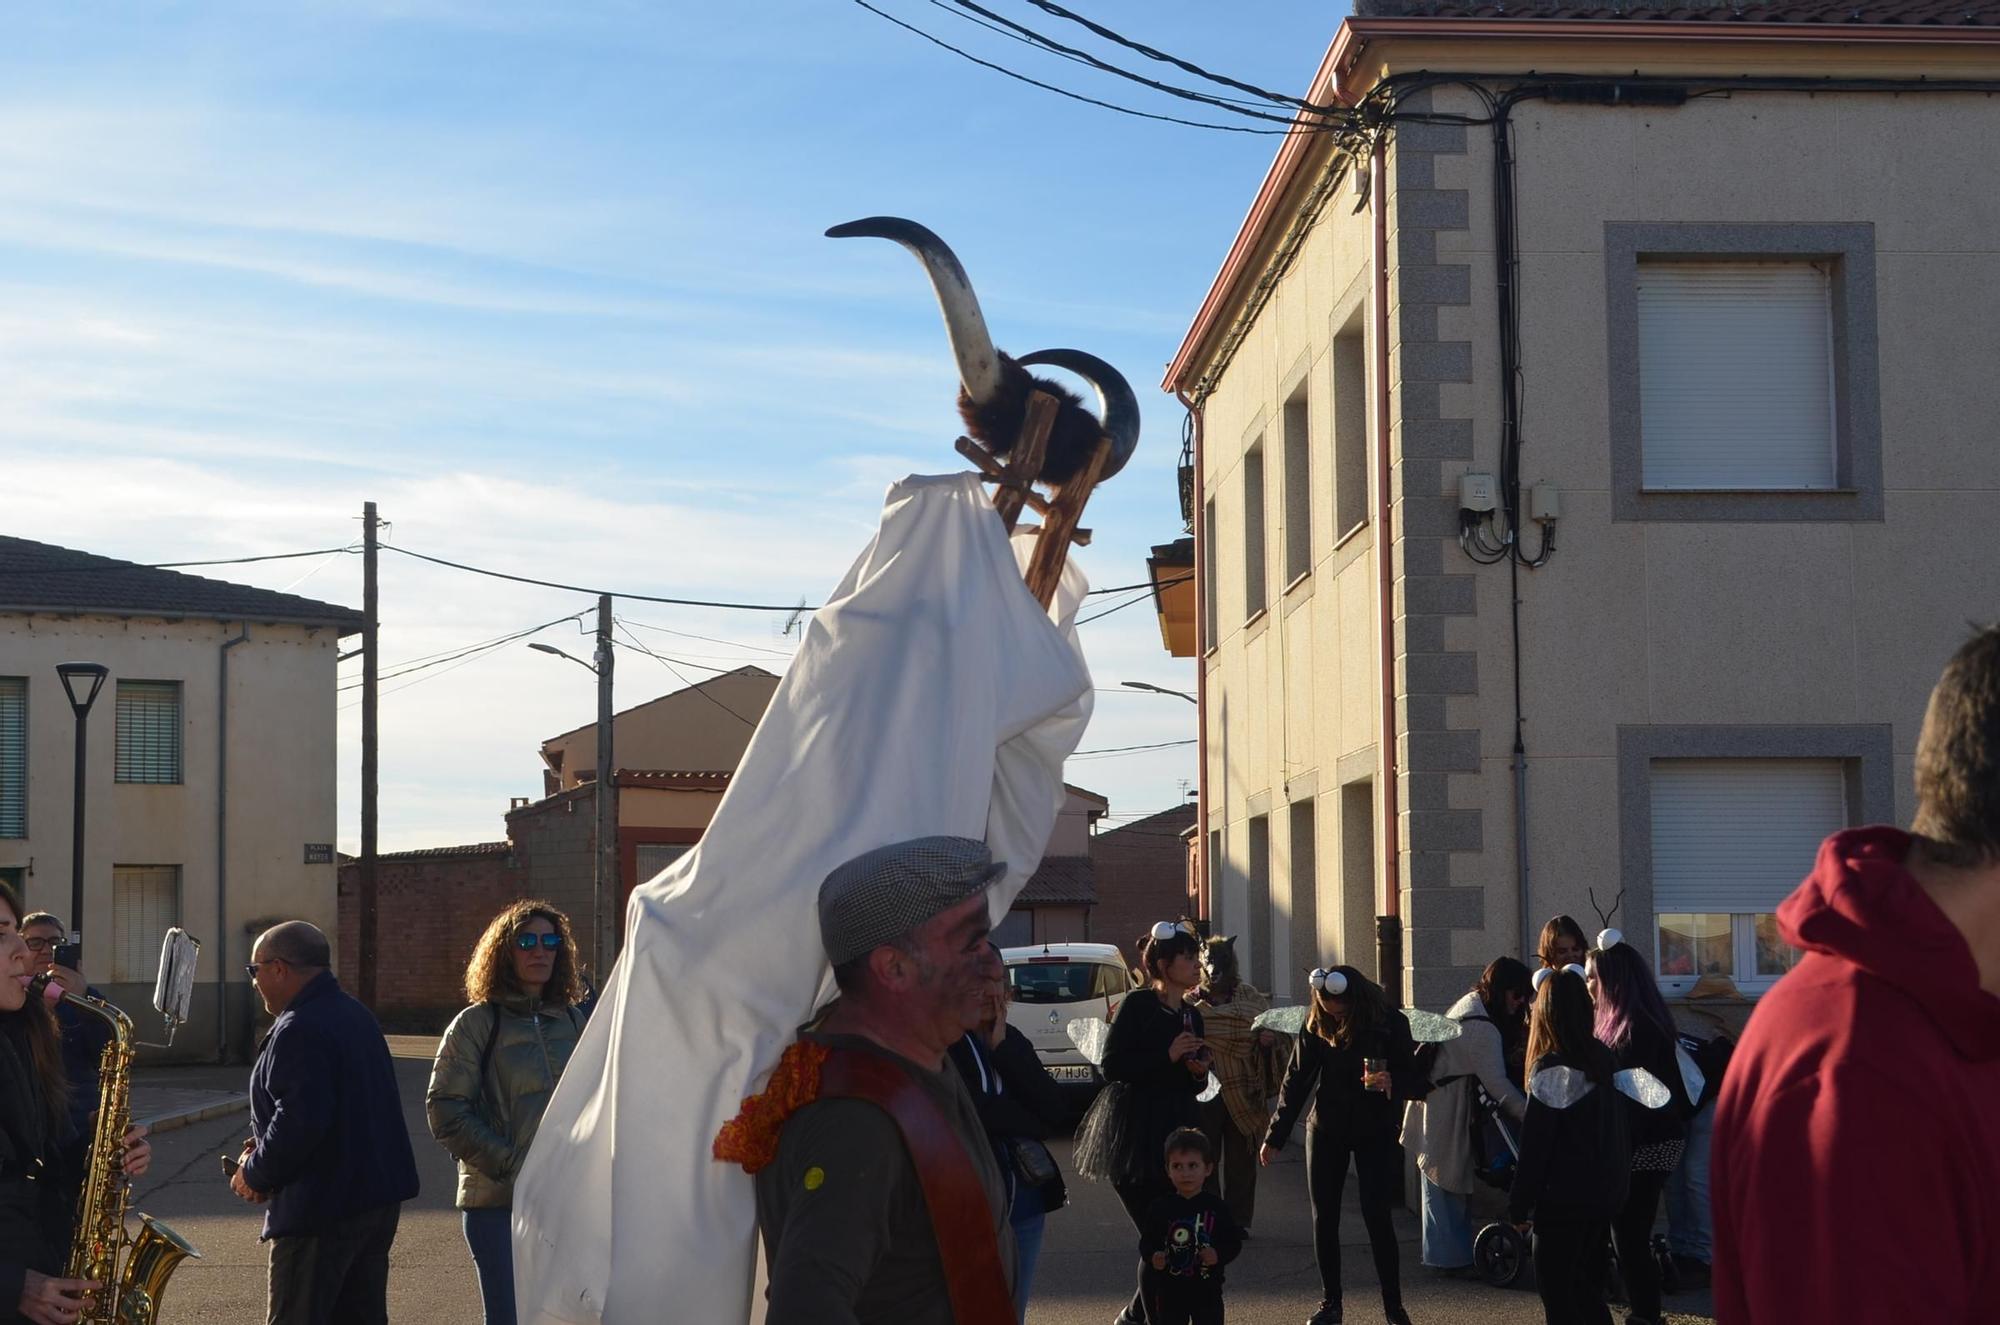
[1637,261,1837,490]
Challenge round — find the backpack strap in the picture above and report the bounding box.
[818,1047,1013,1325]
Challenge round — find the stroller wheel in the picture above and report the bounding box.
[1473,1222,1526,1288]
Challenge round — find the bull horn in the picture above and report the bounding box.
[826,217,1002,404]
[1015,348,1140,481]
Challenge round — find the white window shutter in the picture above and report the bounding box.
[1651,760,1847,914]
[112,865,181,982]
[1637,262,1837,490]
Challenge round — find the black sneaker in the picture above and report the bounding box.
[1306,1303,1342,1325]
[1385,1308,1413,1325]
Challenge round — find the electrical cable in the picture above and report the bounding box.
[613,622,764,728]
[382,545,811,612]
[0,546,359,576]
[1069,738,1196,759]
[846,0,1295,134]
[336,611,589,691]
[1074,586,1158,626]
[614,617,797,657]
[1016,0,1330,112]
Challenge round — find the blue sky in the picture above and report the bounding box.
[2,1,1342,850]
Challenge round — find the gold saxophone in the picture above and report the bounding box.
[33,977,200,1324]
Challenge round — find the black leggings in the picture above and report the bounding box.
[1530,1216,1612,1325]
[1305,1130,1402,1314]
[1115,1174,1174,1324]
[1610,1169,1670,1323]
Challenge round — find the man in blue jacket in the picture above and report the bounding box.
[230,920,420,1325]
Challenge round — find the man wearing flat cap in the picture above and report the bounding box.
[716,836,1017,1325]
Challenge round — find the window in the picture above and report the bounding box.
[1282,387,1312,585]
[635,842,690,884]
[1287,798,1317,996]
[1202,497,1219,650]
[1339,780,1376,978]
[1242,444,1266,619]
[1637,261,1835,490]
[115,682,182,784]
[0,679,24,838]
[1006,960,1127,1003]
[1605,223,1882,523]
[1246,814,1272,989]
[1332,315,1369,538]
[1650,759,1847,993]
[112,864,180,982]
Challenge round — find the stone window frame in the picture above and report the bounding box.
[1605,223,1883,523]
[1616,724,1894,991]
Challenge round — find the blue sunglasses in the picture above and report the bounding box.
[514,932,562,951]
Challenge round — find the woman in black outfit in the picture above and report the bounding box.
[1587,934,1691,1325]
[1259,966,1418,1325]
[1086,922,1209,1325]
[1508,966,1630,1325]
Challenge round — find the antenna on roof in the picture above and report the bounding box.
[779,597,808,641]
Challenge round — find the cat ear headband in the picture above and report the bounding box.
[1308,967,1348,995]
[1531,963,1588,993]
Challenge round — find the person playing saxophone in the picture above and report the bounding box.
[0,928,150,1325]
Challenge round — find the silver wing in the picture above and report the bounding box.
[1614,1067,1671,1110]
[1065,1017,1113,1067]
[1250,1005,1308,1036]
[1197,1071,1222,1103]
[1405,1010,1464,1045]
[1527,1065,1596,1109]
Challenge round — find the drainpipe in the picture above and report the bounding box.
[217,624,249,1063]
[1175,385,1210,925]
[1370,136,1404,1005]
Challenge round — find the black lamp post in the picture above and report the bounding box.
[55,662,108,965]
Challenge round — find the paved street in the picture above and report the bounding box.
[123,1037,1716,1324]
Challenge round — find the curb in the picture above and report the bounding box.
[137,1097,249,1136]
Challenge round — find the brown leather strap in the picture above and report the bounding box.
[818,1048,1013,1325]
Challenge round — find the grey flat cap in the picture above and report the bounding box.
[819,836,1007,966]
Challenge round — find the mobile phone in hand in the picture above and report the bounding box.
[53,942,81,973]
[220,1155,240,1179]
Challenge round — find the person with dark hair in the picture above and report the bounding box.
[1076,921,1209,1325]
[426,901,587,1325]
[1714,625,2000,1324]
[18,912,115,1158]
[1187,934,1283,1237]
[949,953,1069,1324]
[1400,957,1531,1275]
[1537,916,1589,971]
[1508,966,1629,1325]
[1136,1127,1243,1325]
[1586,936,1690,1325]
[233,920,421,1325]
[1260,965,1419,1325]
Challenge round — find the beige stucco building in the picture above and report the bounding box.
[0,536,360,1058]
[1164,6,2000,1011]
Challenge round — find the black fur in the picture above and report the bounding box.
[957,353,1105,485]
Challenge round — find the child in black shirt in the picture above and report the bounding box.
[1139,1127,1245,1325]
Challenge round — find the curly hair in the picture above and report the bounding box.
[464,900,583,1007]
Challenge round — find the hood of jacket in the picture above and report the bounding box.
[1779,826,2000,1062]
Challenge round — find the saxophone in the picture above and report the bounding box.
[32,977,200,1324]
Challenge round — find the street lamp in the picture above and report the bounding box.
[528,642,597,675]
[1120,680,1198,705]
[55,662,109,966]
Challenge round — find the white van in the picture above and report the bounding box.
[1002,942,1135,1087]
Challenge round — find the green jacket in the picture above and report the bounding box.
[425,995,586,1209]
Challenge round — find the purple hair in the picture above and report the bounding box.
[1590,940,1675,1053]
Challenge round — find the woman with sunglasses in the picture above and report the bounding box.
[426,901,587,1325]
[1260,966,1419,1325]
[1077,920,1209,1325]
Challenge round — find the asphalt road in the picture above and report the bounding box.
[123,1042,1717,1325]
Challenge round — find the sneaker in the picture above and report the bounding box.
[1384,1309,1413,1325]
[1306,1303,1342,1325]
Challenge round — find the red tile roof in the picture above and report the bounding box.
[1356,0,2000,22]
[1015,856,1096,907]
[0,536,363,633]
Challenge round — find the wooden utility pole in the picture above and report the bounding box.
[593,594,617,976]
[358,501,380,1008]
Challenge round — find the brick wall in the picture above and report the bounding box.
[336,844,523,1033]
[1092,805,1197,959]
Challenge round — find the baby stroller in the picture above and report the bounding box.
[1467,1084,1529,1287]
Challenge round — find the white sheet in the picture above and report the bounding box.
[511,471,1094,1324]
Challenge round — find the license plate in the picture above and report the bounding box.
[1049,1065,1095,1083]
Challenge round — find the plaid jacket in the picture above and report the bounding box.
[1189,984,1289,1139]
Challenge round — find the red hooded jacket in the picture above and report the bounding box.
[1712,826,2000,1324]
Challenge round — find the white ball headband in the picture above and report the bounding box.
[1531,963,1589,993]
[1308,967,1348,995]
[1151,920,1186,943]
[1596,928,1624,951]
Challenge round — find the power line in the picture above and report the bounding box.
[384,545,812,612]
[616,617,796,658]
[1018,0,1328,113]
[336,611,588,692]
[847,0,1289,134]
[1069,738,1196,758]
[613,622,764,729]
[1075,586,1159,626]
[0,546,359,576]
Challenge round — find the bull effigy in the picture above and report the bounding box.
[510,220,1137,1324]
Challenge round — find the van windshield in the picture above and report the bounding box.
[1007,961,1128,1004]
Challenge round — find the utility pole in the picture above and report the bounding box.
[358,502,380,1009]
[593,594,617,978]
